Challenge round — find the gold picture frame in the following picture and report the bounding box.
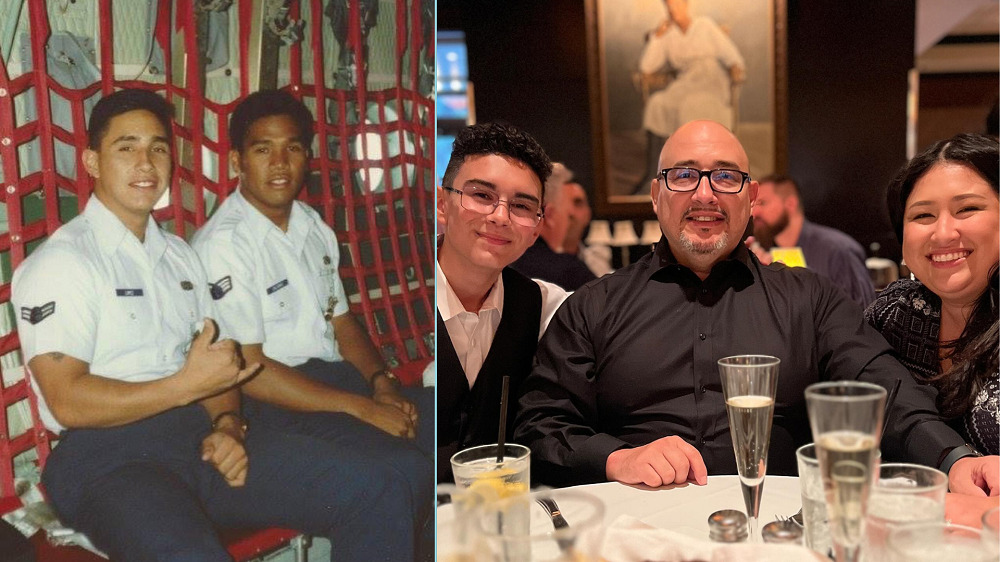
[586,0,787,217]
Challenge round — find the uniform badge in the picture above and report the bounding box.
[324,296,338,321]
[115,288,144,297]
[323,255,331,265]
[210,276,232,300]
[180,280,194,291]
[21,302,55,325]
[266,279,289,295]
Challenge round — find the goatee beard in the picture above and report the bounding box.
[679,231,729,255]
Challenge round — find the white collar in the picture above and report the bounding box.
[84,196,166,263]
[233,187,310,250]
[436,260,504,321]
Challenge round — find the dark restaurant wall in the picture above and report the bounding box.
[437,0,595,195]
[439,0,917,261]
[786,1,915,262]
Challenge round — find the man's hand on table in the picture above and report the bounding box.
[945,492,999,528]
[949,455,999,497]
[606,436,708,487]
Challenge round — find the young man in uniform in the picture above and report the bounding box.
[192,90,432,556]
[13,88,417,561]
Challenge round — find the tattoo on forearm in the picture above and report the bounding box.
[43,352,66,362]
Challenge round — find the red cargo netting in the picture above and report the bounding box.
[0,0,434,515]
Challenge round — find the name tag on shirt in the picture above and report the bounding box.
[770,247,808,268]
[266,279,289,295]
[115,288,144,297]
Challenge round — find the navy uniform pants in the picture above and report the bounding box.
[244,359,435,560]
[43,404,415,562]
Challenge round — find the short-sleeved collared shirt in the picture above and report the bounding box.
[191,189,349,367]
[12,198,212,432]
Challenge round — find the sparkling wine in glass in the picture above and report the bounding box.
[805,381,886,562]
[719,355,780,542]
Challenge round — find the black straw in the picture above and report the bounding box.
[882,378,901,436]
[496,375,510,463]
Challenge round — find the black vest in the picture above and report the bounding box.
[437,268,542,483]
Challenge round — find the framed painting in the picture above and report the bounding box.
[586,0,787,217]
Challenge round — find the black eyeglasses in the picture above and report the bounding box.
[442,185,544,227]
[658,167,751,194]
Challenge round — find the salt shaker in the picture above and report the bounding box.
[708,509,748,542]
[761,520,803,544]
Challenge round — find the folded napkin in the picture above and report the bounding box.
[597,515,820,562]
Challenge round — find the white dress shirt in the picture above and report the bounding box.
[12,197,213,432]
[436,261,568,388]
[191,189,349,368]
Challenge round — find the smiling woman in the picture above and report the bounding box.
[903,163,999,305]
[866,133,999,458]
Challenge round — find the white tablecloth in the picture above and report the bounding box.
[571,474,802,541]
[439,475,814,561]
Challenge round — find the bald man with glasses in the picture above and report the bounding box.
[516,120,975,490]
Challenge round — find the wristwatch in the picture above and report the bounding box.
[372,369,401,388]
[939,443,982,474]
[212,411,249,435]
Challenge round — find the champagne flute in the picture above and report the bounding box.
[718,355,780,542]
[805,381,886,562]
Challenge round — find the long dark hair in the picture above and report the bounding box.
[886,133,1000,416]
[936,265,999,417]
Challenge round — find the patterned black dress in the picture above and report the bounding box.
[866,279,999,455]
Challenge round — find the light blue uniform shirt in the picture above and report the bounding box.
[13,197,212,432]
[191,189,349,367]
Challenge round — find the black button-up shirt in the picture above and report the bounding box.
[514,238,963,487]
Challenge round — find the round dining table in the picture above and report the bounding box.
[438,474,815,561]
[570,474,802,541]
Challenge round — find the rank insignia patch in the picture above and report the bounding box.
[266,279,289,295]
[21,302,55,325]
[180,280,194,290]
[210,276,232,300]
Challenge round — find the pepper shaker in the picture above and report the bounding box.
[762,520,803,544]
[708,509,748,543]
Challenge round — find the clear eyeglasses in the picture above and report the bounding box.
[442,185,544,227]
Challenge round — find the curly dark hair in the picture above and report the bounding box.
[228,89,315,152]
[886,133,998,244]
[88,89,174,149]
[885,133,999,417]
[441,122,552,198]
